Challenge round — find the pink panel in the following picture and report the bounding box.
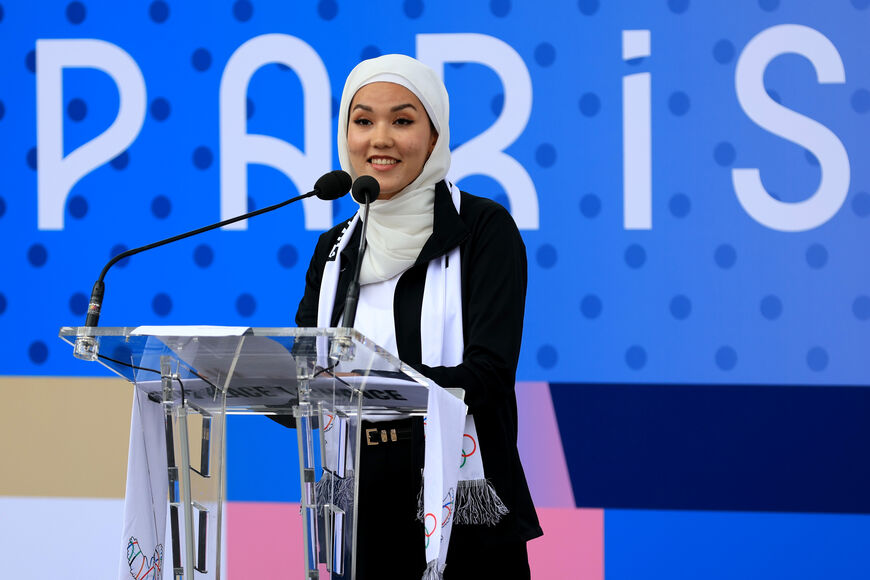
[529,507,604,580]
[225,501,311,577]
[227,502,603,579]
[516,381,577,508]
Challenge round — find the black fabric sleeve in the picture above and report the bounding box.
[414,202,527,414]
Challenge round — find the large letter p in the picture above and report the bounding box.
[37,39,146,230]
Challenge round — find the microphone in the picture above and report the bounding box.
[73,170,352,360]
[342,175,380,329]
[351,175,380,205]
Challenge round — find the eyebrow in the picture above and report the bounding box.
[351,103,419,113]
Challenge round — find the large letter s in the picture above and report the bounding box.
[733,25,849,232]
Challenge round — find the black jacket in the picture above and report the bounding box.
[296,180,543,543]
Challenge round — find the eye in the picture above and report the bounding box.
[352,118,372,126]
[394,118,414,126]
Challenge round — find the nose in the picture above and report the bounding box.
[371,122,393,148]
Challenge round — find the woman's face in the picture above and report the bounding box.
[347,82,438,200]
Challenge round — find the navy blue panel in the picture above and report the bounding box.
[605,510,870,580]
[550,383,870,513]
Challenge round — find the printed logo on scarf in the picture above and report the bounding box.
[424,512,437,549]
[441,487,455,528]
[460,433,477,468]
[127,537,163,580]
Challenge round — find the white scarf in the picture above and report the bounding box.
[336,55,451,285]
[317,182,507,580]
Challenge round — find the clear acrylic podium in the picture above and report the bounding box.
[59,326,438,579]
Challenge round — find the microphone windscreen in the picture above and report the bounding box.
[351,175,380,204]
[314,170,352,200]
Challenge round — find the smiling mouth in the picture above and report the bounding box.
[369,157,398,166]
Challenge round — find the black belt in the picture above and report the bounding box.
[361,418,414,446]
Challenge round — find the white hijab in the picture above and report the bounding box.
[337,54,451,285]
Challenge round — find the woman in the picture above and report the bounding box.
[296,54,542,579]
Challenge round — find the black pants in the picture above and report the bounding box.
[444,526,530,579]
[351,418,530,579]
[353,417,427,579]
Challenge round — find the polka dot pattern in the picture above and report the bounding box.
[28,244,47,267]
[152,293,173,316]
[68,195,88,219]
[534,43,556,67]
[580,194,601,218]
[537,344,557,368]
[713,39,735,64]
[714,142,736,166]
[194,244,214,268]
[69,292,88,316]
[806,347,828,372]
[536,244,557,269]
[149,1,169,23]
[760,295,782,320]
[625,346,647,370]
[714,244,737,269]
[151,98,171,121]
[67,98,87,121]
[668,0,689,14]
[233,0,253,21]
[580,294,602,319]
[669,295,691,320]
[852,192,870,217]
[579,93,601,117]
[490,0,511,17]
[0,1,866,389]
[668,92,690,116]
[715,346,737,371]
[278,245,298,269]
[535,144,556,168]
[236,293,257,317]
[805,244,827,269]
[403,0,424,19]
[852,296,870,320]
[317,0,338,20]
[851,89,870,113]
[192,48,212,71]
[66,2,86,24]
[577,0,599,15]
[669,193,691,218]
[151,195,171,219]
[193,146,213,169]
[624,244,646,269]
[29,341,48,364]
[110,151,129,170]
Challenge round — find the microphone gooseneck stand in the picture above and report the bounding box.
[342,175,381,329]
[74,170,352,360]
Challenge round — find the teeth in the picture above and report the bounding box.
[371,158,397,166]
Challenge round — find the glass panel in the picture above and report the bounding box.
[58,326,435,579]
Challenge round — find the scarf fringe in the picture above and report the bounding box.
[416,478,508,526]
[315,471,355,513]
[422,559,445,580]
[454,478,509,525]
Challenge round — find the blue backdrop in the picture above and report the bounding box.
[1,1,868,578]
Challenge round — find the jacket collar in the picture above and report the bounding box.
[415,180,469,265]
